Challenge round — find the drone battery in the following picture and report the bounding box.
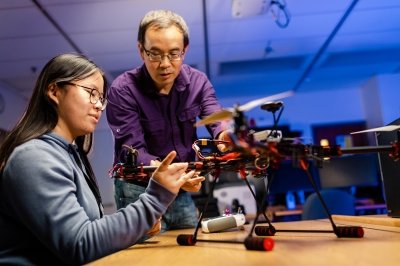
[201,214,246,233]
[206,217,236,233]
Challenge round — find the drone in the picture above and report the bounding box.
[110,90,400,251]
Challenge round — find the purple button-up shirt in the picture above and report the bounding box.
[106,64,224,165]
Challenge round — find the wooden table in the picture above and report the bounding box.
[88,216,400,266]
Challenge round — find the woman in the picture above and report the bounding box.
[0,53,195,265]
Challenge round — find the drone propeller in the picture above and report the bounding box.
[194,109,233,127]
[238,90,294,113]
[195,90,294,127]
[351,125,400,134]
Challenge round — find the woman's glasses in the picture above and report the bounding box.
[66,82,107,111]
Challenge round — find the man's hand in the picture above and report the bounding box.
[151,151,195,194]
[217,130,233,152]
[150,159,161,167]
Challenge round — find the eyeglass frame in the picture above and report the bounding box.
[142,46,185,63]
[64,82,107,110]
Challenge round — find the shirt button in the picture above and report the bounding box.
[116,128,120,133]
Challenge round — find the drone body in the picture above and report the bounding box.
[110,92,400,251]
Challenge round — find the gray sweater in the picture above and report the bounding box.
[0,133,176,265]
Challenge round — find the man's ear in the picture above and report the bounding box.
[182,45,189,59]
[137,43,145,61]
[47,83,60,105]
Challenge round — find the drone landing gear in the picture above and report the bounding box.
[176,161,364,252]
[177,233,274,251]
[252,160,364,238]
[176,173,274,251]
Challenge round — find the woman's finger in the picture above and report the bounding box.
[157,151,177,171]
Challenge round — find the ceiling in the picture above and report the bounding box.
[1,0,400,100]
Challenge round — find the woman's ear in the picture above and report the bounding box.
[47,83,60,105]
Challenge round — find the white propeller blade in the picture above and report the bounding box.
[351,125,400,134]
[195,90,294,127]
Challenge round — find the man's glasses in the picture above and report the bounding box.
[66,82,107,111]
[143,47,184,62]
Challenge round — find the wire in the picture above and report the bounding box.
[269,0,291,28]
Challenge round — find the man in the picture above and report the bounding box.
[106,10,229,233]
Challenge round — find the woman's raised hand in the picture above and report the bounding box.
[151,151,195,194]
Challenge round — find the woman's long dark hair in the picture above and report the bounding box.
[0,53,108,174]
